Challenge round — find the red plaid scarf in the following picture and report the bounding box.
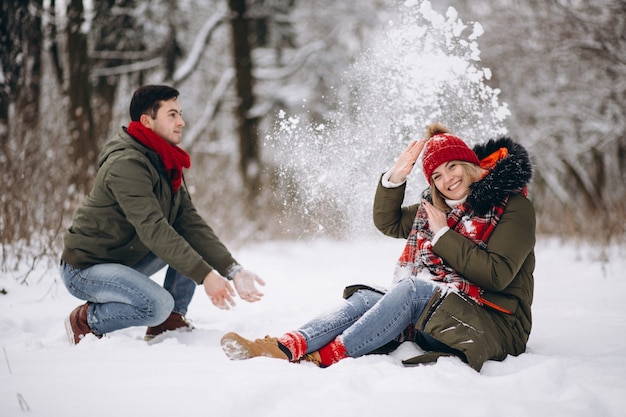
[127,121,191,192]
[394,193,510,310]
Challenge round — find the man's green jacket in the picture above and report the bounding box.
[62,128,237,284]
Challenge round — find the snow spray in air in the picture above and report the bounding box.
[266,0,510,239]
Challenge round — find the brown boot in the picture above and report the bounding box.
[220,332,290,361]
[65,303,100,345]
[144,312,194,341]
[301,351,323,367]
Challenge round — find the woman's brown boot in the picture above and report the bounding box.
[220,332,290,361]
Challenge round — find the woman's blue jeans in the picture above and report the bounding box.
[59,253,196,335]
[297,277,440,358]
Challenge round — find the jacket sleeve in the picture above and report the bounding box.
[432,194,536,292]
[105,155,213,284]
[173,187,238,278]
[373,174,418,239]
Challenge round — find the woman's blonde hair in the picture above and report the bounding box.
[430,161,484,210]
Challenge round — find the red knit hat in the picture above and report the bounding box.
[421,123,480,180]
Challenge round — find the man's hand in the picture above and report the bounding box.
[231,269,265,303]
[203,270,236,310]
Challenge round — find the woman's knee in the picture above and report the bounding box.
[347,289,382,311]
[393,277,436,297]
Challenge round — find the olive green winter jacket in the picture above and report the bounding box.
[62,128,237,284]
[371,137,536,370]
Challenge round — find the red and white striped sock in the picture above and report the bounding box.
[277,331,308,361]
[317,336,348,367]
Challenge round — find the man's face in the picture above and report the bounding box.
[141,98,185,145]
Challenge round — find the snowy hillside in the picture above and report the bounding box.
[1,237,625,417]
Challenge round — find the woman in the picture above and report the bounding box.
[221,123,535,371]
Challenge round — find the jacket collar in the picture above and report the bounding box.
[467,137,533,216]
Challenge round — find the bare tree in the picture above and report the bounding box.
[228,0,261,192]
[0,0,70,276]
[443,0,626,241]
[0,0,43,245]
[90,0,148,144]
[65,0,98,193]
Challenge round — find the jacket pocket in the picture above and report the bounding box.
[416,289,507,371]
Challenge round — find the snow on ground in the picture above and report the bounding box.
[1,237,625,417]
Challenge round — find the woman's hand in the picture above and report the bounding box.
[422,200,448,234]
[388,138,427,184]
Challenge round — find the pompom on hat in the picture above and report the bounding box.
[421,123,480,180]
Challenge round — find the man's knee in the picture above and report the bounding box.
[146,291,175,326]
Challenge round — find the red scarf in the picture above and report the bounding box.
[127,121,191,192]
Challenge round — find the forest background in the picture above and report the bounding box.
[1,0,625,280]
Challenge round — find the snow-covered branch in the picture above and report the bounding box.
[90,57,162,77]
[89,50,154,60]
[181,68,235,149]
[253,40,326,81]
[171,8,228,85]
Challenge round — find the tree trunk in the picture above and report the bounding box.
[228,0,261,193]
[91,0,147,144]
[66,0,98,193]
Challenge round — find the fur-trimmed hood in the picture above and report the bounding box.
[466,137,533,216]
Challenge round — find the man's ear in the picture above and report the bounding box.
[139,113,152,128]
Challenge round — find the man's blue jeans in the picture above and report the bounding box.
[297,277,442,357]
[60,253,196,335]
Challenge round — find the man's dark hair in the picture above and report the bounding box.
[129,85,180,121]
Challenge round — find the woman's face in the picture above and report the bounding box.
[431,161,470,201]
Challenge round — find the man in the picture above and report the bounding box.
[60,85,265,344]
